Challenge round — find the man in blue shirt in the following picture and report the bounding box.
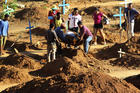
[124,3,140,40]
[0,14,9,55]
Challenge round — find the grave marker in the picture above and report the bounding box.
[59,0,70,14]
[113,7,123,28]
[26,20,34,44]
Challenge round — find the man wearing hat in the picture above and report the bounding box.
[48,5,59,29]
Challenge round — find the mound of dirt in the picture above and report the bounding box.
[111,55,140,68]
[30,27,47,36]
[15,7,49,22]
[125,74,140,89]
[135,16,140,33]
[2,72,140,93]
[5,41,28,52]
[3,53,43,69]
[0,65,32,83]
[30,49,94,77]
[94,36,140,60]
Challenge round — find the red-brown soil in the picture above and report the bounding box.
[15,7,49,22]
[2,53,43,69]
[125,74,140,89]
[2,72,140,93]
[0,65,32,83]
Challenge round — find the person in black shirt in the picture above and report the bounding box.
[45,24,60,62]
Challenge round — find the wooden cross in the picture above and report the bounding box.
[5,0,7,4]
[59,0,70,14]
[3,6,14,15]
[26,20,34,44]
[118,48,125,58]
[113,7,124,28]
[120,0,132,8]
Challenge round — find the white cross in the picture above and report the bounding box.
[118,48,125,58]
[120,0,132,8]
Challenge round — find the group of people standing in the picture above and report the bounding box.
[46,5,108,62]
[46,3,140,62]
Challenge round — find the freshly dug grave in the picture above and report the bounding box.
[125,74,140,89]
[5,40,29,52]
[30,27,47,36]
[30,49,108,77]
[2,72,140,93]
[111,55,140,68]
[15,7,49,22]
[94,36,140,60]
[135,15,140,33]
[0,65,32,83]
[30,49,94,77]
[2,53,43,69]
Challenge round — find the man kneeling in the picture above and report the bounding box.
[78,21,93,54]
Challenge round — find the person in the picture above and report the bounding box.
[92,7,108,45]
[68,8,82,34]
[78,21,93,54]
[55,23,67,43]
[45,24,60,62]
[0,14,9,55]
[124,3,140,40]
[65,30,79,49]
[48,5,59,29]
[55,12,64,28]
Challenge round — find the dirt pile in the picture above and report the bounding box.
[125,74,140,89]
[2,72,140,93]
[135,16,140,33]
[30,49,94,77]
[0,65,32,83]
[94,36,140,60]
[111,55,140,68]
[2,53,43,69]
[15,7,49,22]
[30,27,47,36]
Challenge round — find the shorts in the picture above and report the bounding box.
[47,43,57,52]
[0,36,7,48]
[94,23,103,29]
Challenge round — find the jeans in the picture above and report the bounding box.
[127,22,134,40]
[84,36,93,53]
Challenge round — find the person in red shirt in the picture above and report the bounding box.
[92,8,108,45]
[48,5,59,29]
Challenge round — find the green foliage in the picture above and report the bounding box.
[43,6,48,9]
[0,12,5,19]
[9,2,18,10]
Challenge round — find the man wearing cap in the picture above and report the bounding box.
[124,3,140,40]
[0,14,9,55]
[48,5,59,29]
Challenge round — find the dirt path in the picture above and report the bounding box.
[107,70,140,79]
[0,83,19,92]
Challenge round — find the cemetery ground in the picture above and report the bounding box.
[0,0,140,92]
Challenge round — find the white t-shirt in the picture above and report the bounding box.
[68,14,82,28]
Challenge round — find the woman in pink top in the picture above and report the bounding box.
[92,8,108,45]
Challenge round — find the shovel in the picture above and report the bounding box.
[7,35,22,50]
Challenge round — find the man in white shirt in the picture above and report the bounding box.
[68,8,82,34]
